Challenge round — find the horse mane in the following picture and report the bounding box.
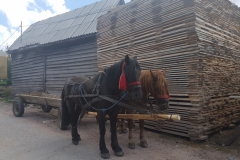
[140,70,168,96]
[103,60,124,90]
[102,58,140,91]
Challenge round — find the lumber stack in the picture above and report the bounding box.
[97,0,240,140]
[190,0,240,139]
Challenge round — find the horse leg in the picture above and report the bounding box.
[127,118,135,149]
[117,118,127,134]
[122,118,128,133]
[117,118,123,134]
[75,103,81,141]
[97,112,110,159]
[127,109,135,149]
[66,101,81,145]
[61,90,70,130]
[139,119,148,148]
[109,113,124,157]
[117,108,127,134]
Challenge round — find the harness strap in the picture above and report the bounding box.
[79,78,90,95]
[99,95,148,114]
[158,94,170,99]
[92,73,104,95]
[128,81,141,87]
[79,85,128,113]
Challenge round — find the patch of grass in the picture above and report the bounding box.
[0,86,13,103]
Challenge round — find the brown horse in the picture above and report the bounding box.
[117,69,169,149]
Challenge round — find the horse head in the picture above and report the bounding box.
[120,55,142,101]
[150,69,169,111]
[140,69,169,111]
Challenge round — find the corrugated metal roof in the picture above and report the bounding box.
[9,0,123,51]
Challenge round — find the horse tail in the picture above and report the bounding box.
[60,86,70,130]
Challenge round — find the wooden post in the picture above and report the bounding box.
[87,112,181,121]
[43,50,46,93]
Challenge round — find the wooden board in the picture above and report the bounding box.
[17,93,61,107]
[88,112,181,121]
[97,0,240,140]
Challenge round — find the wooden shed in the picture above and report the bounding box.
[97,0,240,140]
[8,0,124,95]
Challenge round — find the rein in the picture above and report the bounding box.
[75,62,143,113]
[79,84,128,113]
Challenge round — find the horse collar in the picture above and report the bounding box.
[119,62,127,91]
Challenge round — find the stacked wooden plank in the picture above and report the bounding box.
[190,0,240,139]
[97,0,240,140]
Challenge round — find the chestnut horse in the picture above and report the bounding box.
[117,69,169,149]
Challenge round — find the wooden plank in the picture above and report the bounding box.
[88,112,181,121]
[17,93,61,107]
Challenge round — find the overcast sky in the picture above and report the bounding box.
[0,0,239,51]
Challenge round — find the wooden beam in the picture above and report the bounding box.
[87,112,181,121]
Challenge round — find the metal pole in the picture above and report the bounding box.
[20,21,22,43]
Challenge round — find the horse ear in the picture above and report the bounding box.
[133,56,137,61]
[150,70,157,81]
[162,68,166,76]
[150,69,154,77]
[125,55,130,64]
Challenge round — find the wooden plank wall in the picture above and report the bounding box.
[97,0,240,140]
[46,39,98,95]
[11,50,45,95]
[11,37,98,96]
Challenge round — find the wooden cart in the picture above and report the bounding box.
[13,92,61,116]
[13,92,180,129]
[12,92,65,128]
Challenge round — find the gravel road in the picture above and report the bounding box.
[0,101,239,160]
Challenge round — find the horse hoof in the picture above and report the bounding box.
[101,153,110,159]
[78,136,81,141]
[122,129,128,134]
[60,125,68,130]
[117,130,123,134]
[128,143,135,149]
[72,140,79,145]
[114,151,124,157]
[140,142,148,148]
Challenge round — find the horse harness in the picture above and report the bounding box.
[63,72,149,114]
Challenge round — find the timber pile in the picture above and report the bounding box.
[97,0,240,140]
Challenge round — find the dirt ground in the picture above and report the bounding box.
[0,101,239,160]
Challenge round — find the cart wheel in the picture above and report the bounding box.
[58,107,68,130]
[12,99,25,117]
[41,105,52,112]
